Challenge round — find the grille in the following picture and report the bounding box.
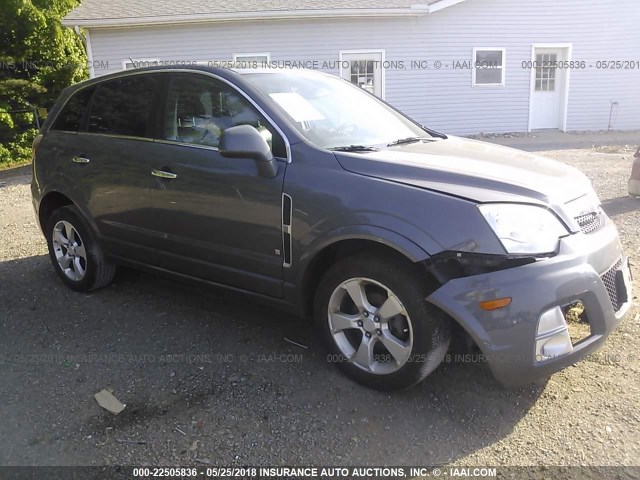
[601,258,623,312]
[575,211,603,234]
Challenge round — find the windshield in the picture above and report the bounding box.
[243,71,433,150]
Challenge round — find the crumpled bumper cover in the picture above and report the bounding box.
[427,218,631,386]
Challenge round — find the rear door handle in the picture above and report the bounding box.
[151,169,177,179]
[72,156,91,164]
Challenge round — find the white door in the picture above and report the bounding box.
[530,48,567,129]
[340,51,384,98]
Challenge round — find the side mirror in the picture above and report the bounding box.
[220,125,277,178]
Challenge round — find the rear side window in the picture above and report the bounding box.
[50,87,95,132]
[87,75,161,138]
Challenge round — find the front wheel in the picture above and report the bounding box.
[315,252,450,391]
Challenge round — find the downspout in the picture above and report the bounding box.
[73,25,95,78]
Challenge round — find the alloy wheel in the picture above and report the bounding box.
[52,220,87,282]
[327,277,414,374]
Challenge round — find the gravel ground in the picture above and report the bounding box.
[0,148,639,468]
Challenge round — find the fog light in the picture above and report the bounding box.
[535,306,573,363]
[536,330,573,359]
[537,307,566,336]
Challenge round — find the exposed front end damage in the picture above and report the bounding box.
[423,218,632,387]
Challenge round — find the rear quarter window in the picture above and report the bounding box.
[50,87,96,132]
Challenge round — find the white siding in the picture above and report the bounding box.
[87,0,640,135]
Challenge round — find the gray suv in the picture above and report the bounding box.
[32,66,632,390]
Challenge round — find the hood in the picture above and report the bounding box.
[334,136,592,206]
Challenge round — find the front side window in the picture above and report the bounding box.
[87,75,161,138]
[163,74,286,157]
[473,48,506,86]
[50,86,96,132]
[244,71,430,150]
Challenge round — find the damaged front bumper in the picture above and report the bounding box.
[427,217,632,387]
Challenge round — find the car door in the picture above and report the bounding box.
[77,73,165,265]
[39,85,100,215]
[149,73,288,297]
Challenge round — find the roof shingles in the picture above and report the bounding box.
[64,0,440,22]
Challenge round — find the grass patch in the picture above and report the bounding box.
[0,129,36,171]
[0,157,31,172]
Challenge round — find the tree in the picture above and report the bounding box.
[0,0,87,164]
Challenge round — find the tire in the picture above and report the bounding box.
[314,252,450,391]
[45,205,116,292]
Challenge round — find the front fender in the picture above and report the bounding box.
[294,224,432,287]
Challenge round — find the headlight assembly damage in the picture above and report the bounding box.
[478,203,569,255]
[425,204,569,285]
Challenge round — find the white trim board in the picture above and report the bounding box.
[62,2,471,28]
[426,0,468,13]
[63,9,427,28]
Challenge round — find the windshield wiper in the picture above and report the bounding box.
[387,137,433,147]
[328,145,380,152]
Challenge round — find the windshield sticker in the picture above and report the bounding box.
[269,92,326,123]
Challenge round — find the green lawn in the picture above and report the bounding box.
[0,156,31,172]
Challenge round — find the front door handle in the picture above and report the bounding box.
[151,169,177,179]
[72,156,91,164]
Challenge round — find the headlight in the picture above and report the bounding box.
[478,204,569,255]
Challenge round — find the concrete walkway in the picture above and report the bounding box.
[470,130,640,152]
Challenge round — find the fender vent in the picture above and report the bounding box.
[282,193,292,267]
[283,194,292,226]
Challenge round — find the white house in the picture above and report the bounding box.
[62,0,640,136]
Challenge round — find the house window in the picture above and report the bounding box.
[350,61,376,94]
[535,53,557,91]
[339,50,385,98]
[233,53,271,66]
[472,48,505,86]
[122,58,160,70]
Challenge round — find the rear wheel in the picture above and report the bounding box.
[315,252,450,390]
[46,205,116,292]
